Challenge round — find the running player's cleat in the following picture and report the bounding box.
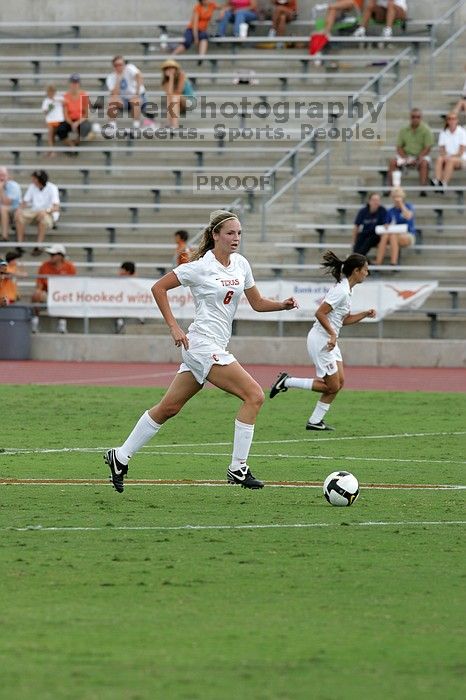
[305,420,335,431]
[104,448,128,493]
[227,465,264,489]
[269,372,289,399]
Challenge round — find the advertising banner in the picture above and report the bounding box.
[47,277,438,322]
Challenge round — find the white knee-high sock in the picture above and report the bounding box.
[285,377,314,390]
[230,419,255,469]
[116,410,162,464]
[309,400,330,424]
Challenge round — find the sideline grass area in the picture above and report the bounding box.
[1,385,465,700]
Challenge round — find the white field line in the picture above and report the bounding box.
[4,521,466,533]
[3,430,466,455]
[1,482,464,490]
[2,449,466,467]
[37,370,176,386]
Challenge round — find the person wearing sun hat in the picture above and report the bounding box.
[30,244,76,333]
[104,209,298,494]
[161,59,196,129]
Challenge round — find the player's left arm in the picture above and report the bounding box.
[244,285,298,312]
[343,309,376,325]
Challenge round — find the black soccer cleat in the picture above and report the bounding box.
[104,448,128,493]
[269,371,289,399]
[227,465,264,489]
[305,420,335,431]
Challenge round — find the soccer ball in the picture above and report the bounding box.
[323,471,359,507]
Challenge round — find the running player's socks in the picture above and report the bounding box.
[230,418,255,469]
[116,410,162,464]
[285,377,314,390]
[309,400,330,425]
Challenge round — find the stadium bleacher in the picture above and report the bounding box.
[0,2,465,341]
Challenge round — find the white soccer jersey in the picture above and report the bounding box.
[312,277,352,338]
[173,249,255,347]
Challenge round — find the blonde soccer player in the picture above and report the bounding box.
[270,250,375,430]
[105,209,298,492]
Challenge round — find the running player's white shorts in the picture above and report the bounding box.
[178,332,237,385]
[307,328,342,378]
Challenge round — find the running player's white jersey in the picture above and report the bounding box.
[173,250,255,347]
[312,277,352,338]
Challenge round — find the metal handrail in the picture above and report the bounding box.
[256,47,415,239]
[260,46,413,200]
[429,23,466,87]
[261,150,331,241]
[345,74,413,165]
[353,47,413,104]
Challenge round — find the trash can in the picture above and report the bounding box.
[0,306,32,360]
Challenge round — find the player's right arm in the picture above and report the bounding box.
[151,271,189,349]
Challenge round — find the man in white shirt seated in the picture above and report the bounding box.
[14,170,60,256]
[105,55,146,134]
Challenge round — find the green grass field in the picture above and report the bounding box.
[1,385,465,700]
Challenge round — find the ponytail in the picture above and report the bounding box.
[322,250,368,282]
[322,250,344,282]
[190,209,239,261]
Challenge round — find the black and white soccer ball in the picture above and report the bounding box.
[323,471,359,507]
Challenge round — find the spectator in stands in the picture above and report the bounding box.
[431,113,466,191]
[115,261,137,334]
[217,0,259,37]
[0,167,21,242]
[15,170,60,256]
[0,258,16,306]
[374,187,415,267]
[31,244,76,334]
[161,59,196,129]
[353,0,407,39]
[387,108,434,195]
[106,56,146,133]
[452,76,466,118]
[323,0,363,36]
[174,230,192,265]
[56,74,92,148]
[172,1,220,59]
[41,84,64,157]
[352,192,388,257]
[3,250,27,303]
[269,1,298,37]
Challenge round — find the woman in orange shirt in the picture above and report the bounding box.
[173,1,220,58]
[56,74,92,148]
